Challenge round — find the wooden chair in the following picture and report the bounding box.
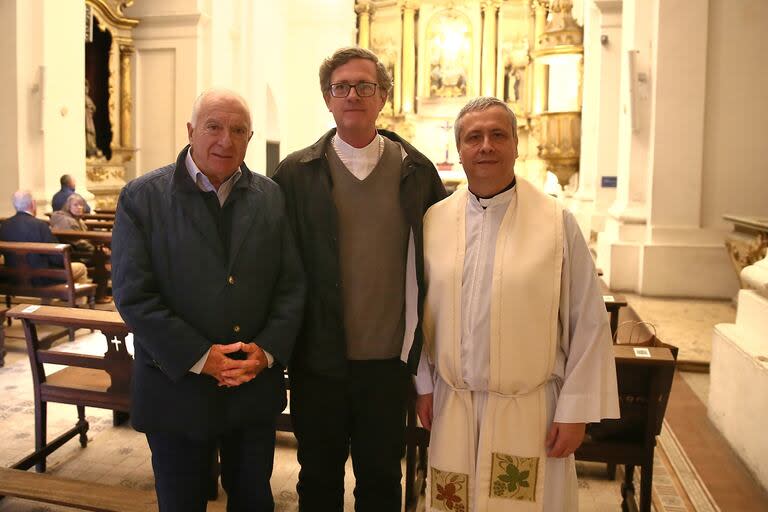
[575,341,678,512]
[6,304,131,473]
[404,382,429,512]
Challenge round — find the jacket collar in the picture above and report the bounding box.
[297,128,433,170]
[171,145,253,193]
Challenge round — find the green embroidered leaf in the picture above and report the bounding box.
[520,471,529,480]
[521,481,529,488]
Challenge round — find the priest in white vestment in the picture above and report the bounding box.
[415,97,620,512]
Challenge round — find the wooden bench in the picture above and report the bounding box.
[0,467,227,512]
[84,219,114,231]
[575,341,678,512]
[52,229,112,303]
[0,241,97,340]
[6,304,131,473]
[603,293,628,337]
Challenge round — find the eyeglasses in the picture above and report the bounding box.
[329,81,378,98]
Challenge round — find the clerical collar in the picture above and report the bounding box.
[470,177,517,209]
[332,133,383,161]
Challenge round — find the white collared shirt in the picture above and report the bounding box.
[185,149,243,204]
[331,133,384,180]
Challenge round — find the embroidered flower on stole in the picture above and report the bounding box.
[431,467,468,511]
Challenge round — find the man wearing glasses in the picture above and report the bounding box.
[274,47,446,511]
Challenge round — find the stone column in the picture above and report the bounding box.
[596,0,652,291]
[401,1,417,114]
[119,44,134,149]
[531,1,548,114]
[356,1,373,49]
[480,0,500,96]
[569,0,623,236]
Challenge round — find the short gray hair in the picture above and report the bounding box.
[454,96,518,147]
[319,47,392,97]
[189,88,252,129]
[12,190,34,213]
[62,193,86,213]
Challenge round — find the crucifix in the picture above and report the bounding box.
[437,120,453,170]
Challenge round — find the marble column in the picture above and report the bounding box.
[480,0,500,97]
[596,0,652,292]
[531,1,548,114]
[568,0,623,236]
[356,1,373,49]
[401,1,417,114]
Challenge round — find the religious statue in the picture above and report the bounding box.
[85,79,103,158]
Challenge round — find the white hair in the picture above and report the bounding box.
[12,190,34,213]
[189,88,252,129]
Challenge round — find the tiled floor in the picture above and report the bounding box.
[1,292,766,511]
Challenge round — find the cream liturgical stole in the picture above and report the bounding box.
[423,178,563,512]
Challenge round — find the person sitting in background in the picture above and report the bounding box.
[51,174,92,213]
[50,193,95,255]
[0,190,88,284]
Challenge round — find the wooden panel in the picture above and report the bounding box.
[7,304,126,332]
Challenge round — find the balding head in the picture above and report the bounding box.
[189,88,252,131]
[12,190,35,215]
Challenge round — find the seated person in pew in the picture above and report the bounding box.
[50,193,96,255]
[0,190,88,284]
[51,173,91,213]
[415,97,620,512]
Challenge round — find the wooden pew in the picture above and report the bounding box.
[6,304,131,473]
[575,341,678,512]
[0,308,5,367]
[84,219,114,231]
[46,212,115,222]
[52,229,112,303]
[94,208,117,215]
[0,241,97,341]
[0,467,227,511]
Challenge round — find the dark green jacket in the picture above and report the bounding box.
[274,129,446,378]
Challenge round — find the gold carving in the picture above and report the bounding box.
[535,111,580,186]
[85,0,138,207]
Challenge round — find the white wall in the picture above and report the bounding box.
[280,0,356,154]
[0,0,85,214]
[0,0,20,216]
[126,0,201,177]
[701,0,768,230]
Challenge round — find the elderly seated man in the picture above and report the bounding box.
[0,190,88,284]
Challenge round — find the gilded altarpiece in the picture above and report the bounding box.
[358,0,550,189]
[85,0,138,209]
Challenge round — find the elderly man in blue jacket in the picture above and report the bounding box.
[112,88,305,512]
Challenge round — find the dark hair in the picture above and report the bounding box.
[60,174,73,188]
[319,47,392,97]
